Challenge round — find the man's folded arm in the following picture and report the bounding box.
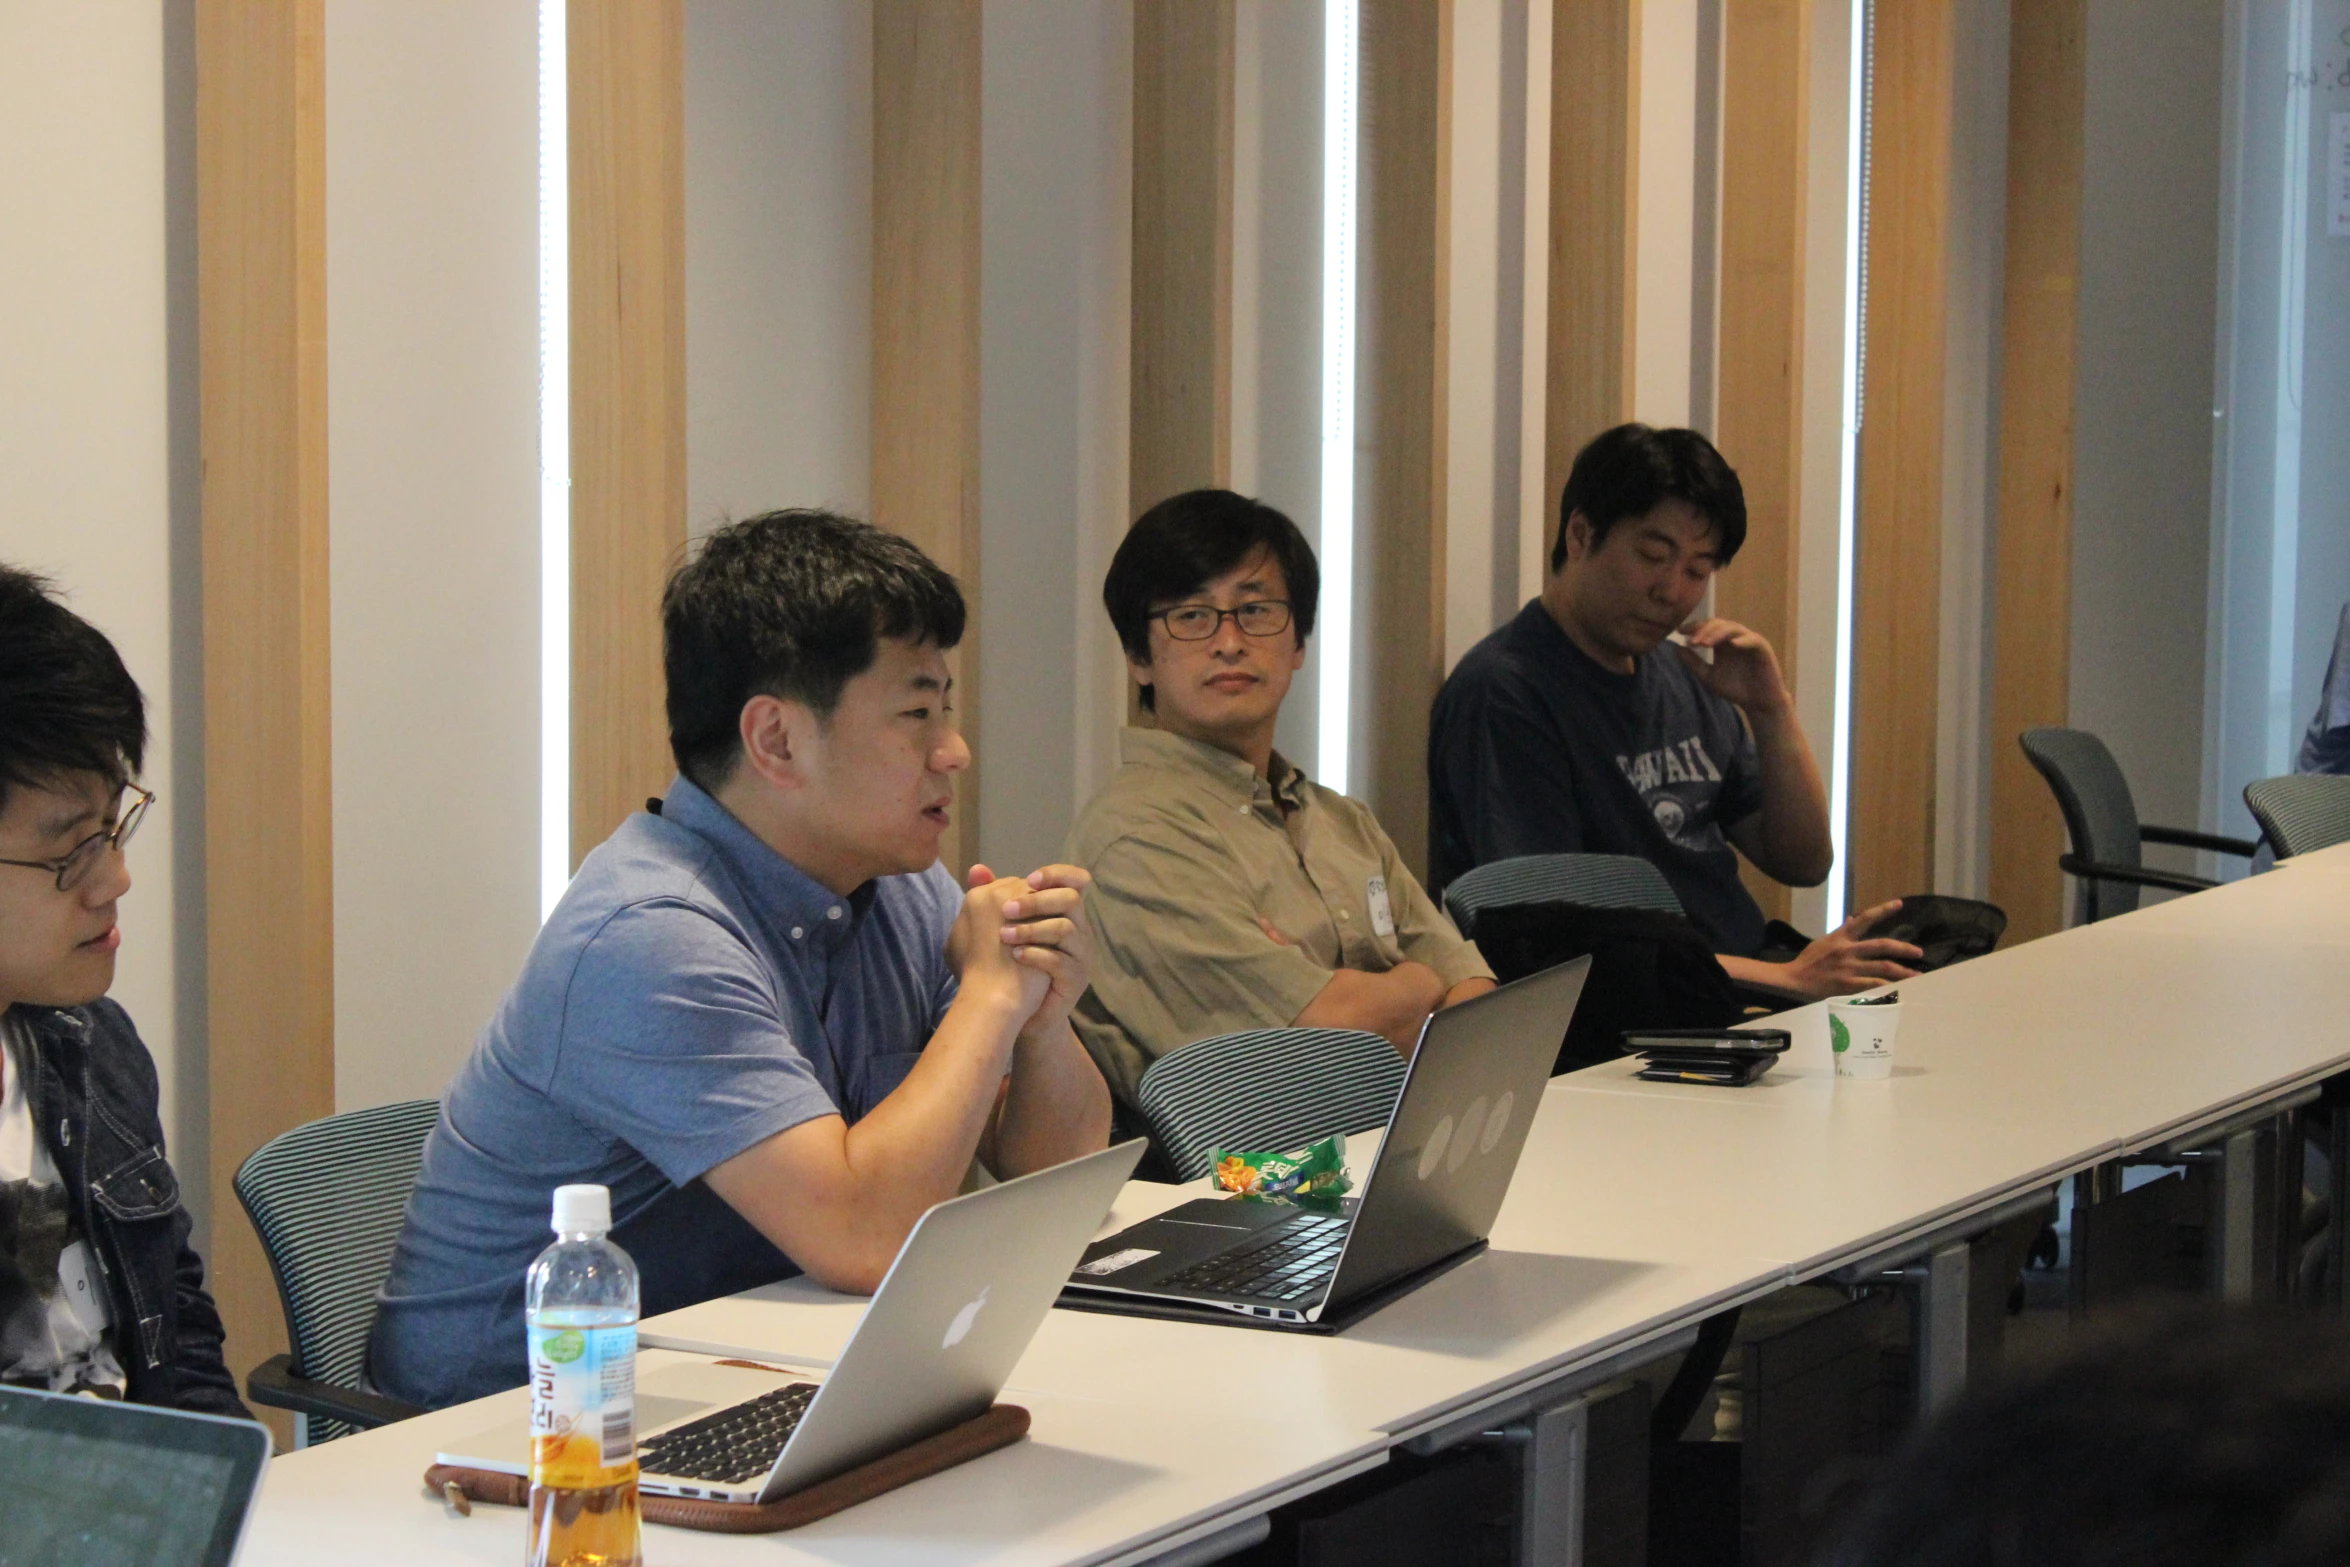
[1085,825,1339,1049]
[704,976,1031,1295]
[1292,965,1448,1053]
[1296,830,1496,1052]
[558,898,1028,1296]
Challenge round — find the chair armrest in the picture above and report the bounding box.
[2057,854,2218,896]
[2139,824,2261,857]
[246,1353,423,1430]
[1729,979,1813,1015]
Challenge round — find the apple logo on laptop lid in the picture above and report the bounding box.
[943,1285,989,1350]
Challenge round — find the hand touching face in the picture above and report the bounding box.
[1672,617,1794,718]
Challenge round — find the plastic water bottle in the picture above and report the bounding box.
[525,1184,643,1567]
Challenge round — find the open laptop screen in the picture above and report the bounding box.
[0,1386,270,1567]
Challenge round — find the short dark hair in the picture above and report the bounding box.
[662,510,965,790]
[0,566,147,813]
[1550,423,1747,572]
[1819,1301,2350,1567]
[1103,490,1320,712]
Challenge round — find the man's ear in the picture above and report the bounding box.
[736,694,812,791]
[1561,510,1597,564]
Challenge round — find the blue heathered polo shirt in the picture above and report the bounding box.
[370,777,962,1408]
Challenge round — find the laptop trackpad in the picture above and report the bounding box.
[1073,1196,1297,1283]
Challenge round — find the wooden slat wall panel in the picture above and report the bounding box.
[1851,0,1956,910]
[1130,0,1234,520]
[873,0,983,874]
[569,0,686,865]
[1358,0,1450,880]
[1715,0,1810,924]
[1987,0,2084,941]
[196,0,333,1444]
[1545,0,1638,550]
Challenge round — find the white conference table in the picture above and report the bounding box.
[645,844,2350,1544]
[242,843,2350,1565]
[238,1347,1389,1567]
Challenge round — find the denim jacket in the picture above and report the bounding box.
[7,999,247,1416]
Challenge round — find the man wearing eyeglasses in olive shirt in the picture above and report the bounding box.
[1064,490,1494,1110]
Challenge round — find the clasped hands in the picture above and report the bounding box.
[945,863,1093,1042]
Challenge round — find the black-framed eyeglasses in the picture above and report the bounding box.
[0,785,154,893]
[1154,600,1293,641]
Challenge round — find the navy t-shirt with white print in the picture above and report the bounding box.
[1428,599,1769,956]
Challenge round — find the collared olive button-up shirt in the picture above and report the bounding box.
[1065,727,1492,1106]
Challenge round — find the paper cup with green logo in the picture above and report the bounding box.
[1826,991,1901,1079]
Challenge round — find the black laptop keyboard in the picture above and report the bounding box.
[1160,1211,1350,1302]
[637,1382,818,1485]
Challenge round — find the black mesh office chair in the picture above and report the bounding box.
[2243,774,2350,860]
[2018,728,2259,923]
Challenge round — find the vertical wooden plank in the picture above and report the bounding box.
[1130,0,1235,518]
[1714,0,1810,924]
[1987,0,2083,941]
[1545,0,1639,550]
[196,0,332,1444]
[1850,0,1956,909]
[1358,0,1451,877]
[569,0,685,865]
[873,0,983,873]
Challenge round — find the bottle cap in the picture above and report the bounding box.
[550,1184,611,1236]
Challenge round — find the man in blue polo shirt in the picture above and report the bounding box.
[372,511,1111,1408]
[1428,424,1920,999]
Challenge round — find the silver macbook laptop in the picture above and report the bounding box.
[439,1138,1145,1504]
[1061,957,1589,1332]
[0,1384,272,1566]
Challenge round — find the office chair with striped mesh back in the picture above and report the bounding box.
[1440,852,1684,937]
[1135,1027,1406,1184]
[1441,851,1807,1026]
[2243,774,2350,861]
[233,1098,441,1444]
[2019,727,2259,923]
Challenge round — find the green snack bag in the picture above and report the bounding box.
[1210,1133,1350,1200]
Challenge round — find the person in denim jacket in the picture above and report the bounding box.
[0,565,245,1416]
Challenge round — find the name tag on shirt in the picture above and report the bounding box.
[1366,876,1396,939]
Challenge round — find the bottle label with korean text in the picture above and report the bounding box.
[528,1320,636,1486]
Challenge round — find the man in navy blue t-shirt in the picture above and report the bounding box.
[1428,424,1920,1000]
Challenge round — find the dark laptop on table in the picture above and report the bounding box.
[1061,956,1590,1333]
[0,1384,272,1567]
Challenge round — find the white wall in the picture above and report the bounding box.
[0,0,207,1228]
[325,0,543,1109]
[1233,0,1329,768]
[684,0,872,532]
[978,0,1133,873]
[1791,0,1862,935]
[1632,0,1704,431]
[1444,0,1536,670]
[2066,0,2225,886]
[2291,0,2350,762]
[1931,0,2010,901]
[2206,0,2350,853]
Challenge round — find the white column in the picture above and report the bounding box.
[325,0,542,1110]
[0,3,202,1222]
